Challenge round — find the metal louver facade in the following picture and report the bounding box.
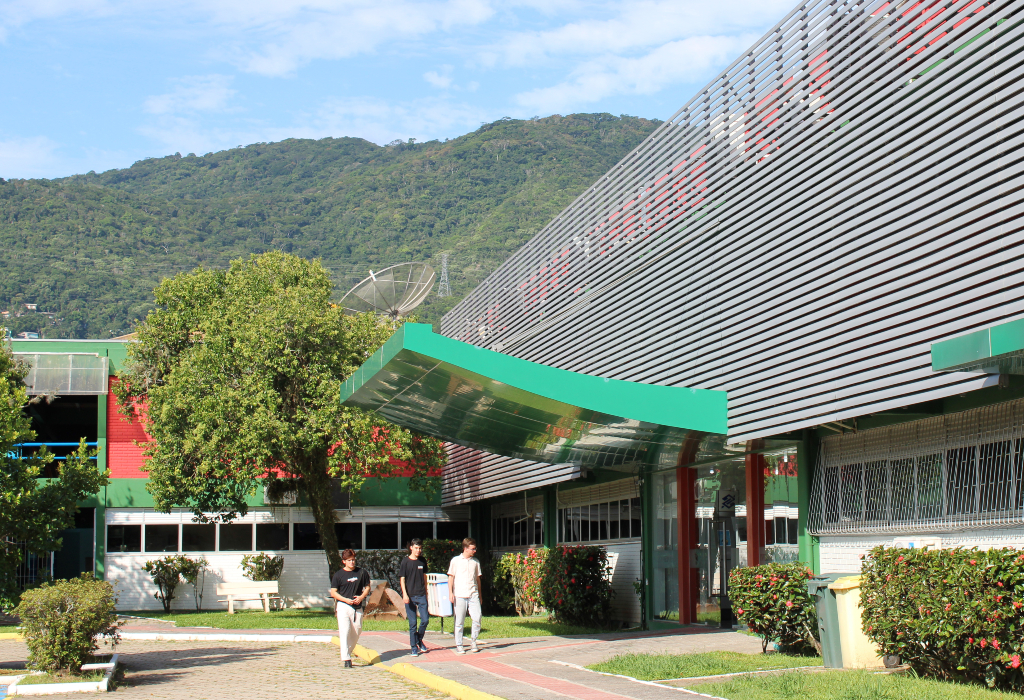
[441,442,582,506]
[441,0,1022,444]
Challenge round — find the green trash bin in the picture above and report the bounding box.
[807,573,853,669]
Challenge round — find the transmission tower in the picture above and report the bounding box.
[437,254,451,297]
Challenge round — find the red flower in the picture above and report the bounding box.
[992,639,1000,650]
[785,601,793,608]
[980,639,987,648]
[737,608,744,615]
[898,556,904,562]
[998,582,1004,587]
[969,637,974,644]
[1011,655,1021,669]
[970,560,977,565]
[945,604,952,611]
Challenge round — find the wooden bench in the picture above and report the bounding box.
[216,581,283,614]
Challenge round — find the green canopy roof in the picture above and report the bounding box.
[932,318,1024,374]
[341,323,728,466]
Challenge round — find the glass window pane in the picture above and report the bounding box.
[107,525,141,553]
[774,517,786,544]
[652,472,678,621]
[335,523,362,550]
[401,522,433,547]
[620,500,630,538]
[182,524,215,552]
[219,524,253,551]
[366,523,398,549]
[292,523,321,550]
[534,515,543,546]
[436,521,468,541]
[145,524,178,552]
[787,518,798,545]
[598,502,608,540]
[256,523,289,551]
[609,502,620,539]
[630,498,641,537]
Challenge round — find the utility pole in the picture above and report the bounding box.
[437,254,451,297]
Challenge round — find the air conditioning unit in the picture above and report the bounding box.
[263,484,298,506]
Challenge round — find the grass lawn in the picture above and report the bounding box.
[700,670,1021,700]
[18,672,105,685]
[588,651,818,680]
[120,610,605,638]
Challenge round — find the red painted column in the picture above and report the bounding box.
[745,445,767,569]
[676,436,701,625]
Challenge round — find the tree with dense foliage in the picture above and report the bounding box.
[0,345,106,611]
[113,251,445,574]
[0,114,660,337]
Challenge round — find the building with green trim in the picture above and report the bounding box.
[342,0,1024,630]
[10,338,468,611]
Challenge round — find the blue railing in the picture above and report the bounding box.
[9,442,99,461]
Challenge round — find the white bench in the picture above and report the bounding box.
[216,581,283,614]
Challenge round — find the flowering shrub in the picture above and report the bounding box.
[541,545,613,626]
[861,546,1024,691]
[241,552,284,581]
[729,562,819,654]
[422,539,463,574]
[495,548,548,616]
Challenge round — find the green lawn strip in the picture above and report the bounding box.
[588,652,818,681]
[119,611,603,638]
[699,670,1019,700]
[18,672,106,686]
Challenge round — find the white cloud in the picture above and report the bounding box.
[135,95,491,157]
[424,66,453,88]
[514,34,757,114]
[0,135,62,178]
[491,0,794,67]
[143,75,237,115]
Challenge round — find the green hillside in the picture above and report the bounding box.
[0,114,660,338]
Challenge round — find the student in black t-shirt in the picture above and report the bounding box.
[399,538,429,656]
[330,548,371,668]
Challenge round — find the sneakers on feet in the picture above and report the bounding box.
[343,660,352,668]
[454,646,466,655]
[418,643,428,653]
[411,649,419,657]
[470,642,480,653]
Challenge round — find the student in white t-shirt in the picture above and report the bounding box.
[447,537,483,654]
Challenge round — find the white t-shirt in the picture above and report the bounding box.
[447,555,482,599]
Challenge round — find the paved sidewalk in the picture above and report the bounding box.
[362,626,764,700]
[0,638,444,700]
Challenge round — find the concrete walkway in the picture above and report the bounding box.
[357,626,764,700]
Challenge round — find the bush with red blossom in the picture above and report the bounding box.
[861,546,1024,691]
[540,545,613,626]
[729,562,819,655]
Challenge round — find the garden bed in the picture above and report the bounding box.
[120,610,606,637]
[0,654,119,696]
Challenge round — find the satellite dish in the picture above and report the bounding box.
[341,262,436,318]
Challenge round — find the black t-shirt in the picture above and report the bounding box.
[399,556,428,597]
[330,567,370,606]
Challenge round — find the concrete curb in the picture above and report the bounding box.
[118,633,334,643]
[0,633,22,641]
[331,637,502,700]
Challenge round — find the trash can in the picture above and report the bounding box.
[828,575,884,669]
[807,573,851,669]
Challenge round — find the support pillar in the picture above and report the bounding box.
[745,448,766,569]
[676,467,698,625]
[798,428,820,573]
[543,487,558,549]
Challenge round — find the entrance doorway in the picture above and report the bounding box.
[694,459,746,627]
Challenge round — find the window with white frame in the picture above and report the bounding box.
[491,496,543,548]
[556,479,641,544]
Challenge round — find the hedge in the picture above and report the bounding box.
[15,575,120,674]
[541,545,613,626]
[729,562,819,654]
[861,546,1024,691]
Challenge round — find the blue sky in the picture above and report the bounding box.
[0,0,795,179]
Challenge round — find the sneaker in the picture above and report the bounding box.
[411,648,419,657]
[343,660,352,668]
[470,642,480,653]
[454,646,466,655]
[418,643,428,653]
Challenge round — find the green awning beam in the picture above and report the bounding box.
[931,318,1024,374]
[341,323,728,462]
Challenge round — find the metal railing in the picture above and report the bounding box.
[809,399,1024,535]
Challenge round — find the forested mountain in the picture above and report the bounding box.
[0,114,660,338]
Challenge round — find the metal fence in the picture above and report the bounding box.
[809,398,1024,535]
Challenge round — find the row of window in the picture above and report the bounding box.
[558,498,641,543]
[106,521,469,554]
[491,514,543,548]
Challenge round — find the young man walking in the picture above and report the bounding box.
[447,537,483,654]
[399,538,430,656]
[330,549,370,668]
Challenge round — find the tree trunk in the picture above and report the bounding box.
[302,456,343,575]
